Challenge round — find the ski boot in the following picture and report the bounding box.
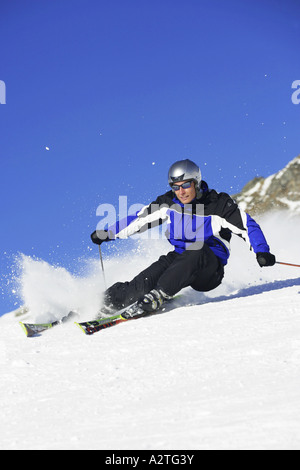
[138,289,172,313]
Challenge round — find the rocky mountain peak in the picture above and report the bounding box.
[232,154,300,215]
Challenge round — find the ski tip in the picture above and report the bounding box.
[74,322,88,335]
[19,322,33,337]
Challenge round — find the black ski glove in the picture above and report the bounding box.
[256,252,276,267]
[90,230,114,246]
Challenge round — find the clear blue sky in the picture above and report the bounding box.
[0,0,299,314]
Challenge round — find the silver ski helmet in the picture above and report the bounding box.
[168,159,202,189]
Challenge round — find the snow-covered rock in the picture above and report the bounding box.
[233,155,300,215]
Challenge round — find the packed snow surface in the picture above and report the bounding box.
[1,212,300,450]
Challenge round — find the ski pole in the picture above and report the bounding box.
[98,245,107,289]
[276,261,300,268]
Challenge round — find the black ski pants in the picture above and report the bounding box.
[104,243,225,310]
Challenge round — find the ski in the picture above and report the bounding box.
[20,311,78,337]
[75,296,182,336]
[75,303,145,335]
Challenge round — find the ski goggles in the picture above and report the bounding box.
[170,180,193,191]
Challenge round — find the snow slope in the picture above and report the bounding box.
[1,212,300,450]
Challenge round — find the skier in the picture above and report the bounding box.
[91,159,276,315]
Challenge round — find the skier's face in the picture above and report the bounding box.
[174,180,196,204]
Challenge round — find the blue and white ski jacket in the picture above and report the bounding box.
[106,181,270,265]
